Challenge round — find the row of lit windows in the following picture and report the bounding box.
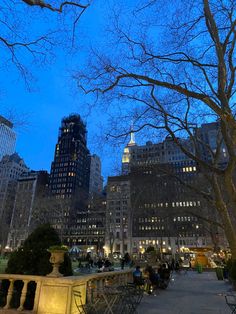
[143,200,200,209]
[139,217,162,223]
[174,201,200,207]
[52,172,76,177]
[55,194,71,199]
[67,238,104,243]
[182,166,197,172]
[139,226,165,231]
[173,217,198,222]
[52,183,73,188]
[139,239,165,245]
[69,231,104,235]
[138,237,205,246]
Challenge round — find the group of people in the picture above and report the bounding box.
[133,263,171,294]
[96,258,114,272]
[77,253,114,272]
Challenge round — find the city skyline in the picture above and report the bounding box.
[4,111,126,181]
[0,0,123,181]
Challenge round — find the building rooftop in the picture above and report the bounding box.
[0,115,13,128]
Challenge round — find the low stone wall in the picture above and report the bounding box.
[0,269,133,313]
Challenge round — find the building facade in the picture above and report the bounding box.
[49,114,91,244]
[49,114,90,198]
[0,153,28,250]
[89,154,103,195]
[105,176,132,255]
[69,193,106,252]
[106,122,228,256]
[130,163,213,255]
[7,171,49,249]
[0,115,16,161]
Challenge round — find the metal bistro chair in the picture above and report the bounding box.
[118,283,144,313]
[92,286,123,314]
[74,286,122,314]
[225,294,236,314]
[73,289,99,314]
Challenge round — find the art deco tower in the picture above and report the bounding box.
[49,114,90,200]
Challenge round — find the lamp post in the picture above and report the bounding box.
[195,224,199,247]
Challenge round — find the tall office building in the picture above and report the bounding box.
[106,176,131,255]
[105,122,227,255]
[7,170,49,249]
[49,114,91,244]
[0,153,28,249]
[50,114,90,198]
[89,154,103,195]
[0,115,16,161]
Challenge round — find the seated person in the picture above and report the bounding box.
[146,265,159,286]
[104,259,112,271]
[133,266,144,285]
[158,263,171,280]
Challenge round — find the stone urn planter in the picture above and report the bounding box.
[47,246,67,277]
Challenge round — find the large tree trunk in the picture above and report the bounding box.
[217,202,236,259]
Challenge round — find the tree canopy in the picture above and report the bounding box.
[77,0,236,258]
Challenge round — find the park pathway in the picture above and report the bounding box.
[138,270,234,314]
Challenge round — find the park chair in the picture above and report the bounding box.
[73,289,101,314]
[133,275,144,286]
[225,294,236,314]
[114,283,144,313]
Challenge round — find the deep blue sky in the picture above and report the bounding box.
[0,1,132,181]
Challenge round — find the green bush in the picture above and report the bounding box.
[0,225,72,310]
[146,246,155,253]
[6,224,72,276]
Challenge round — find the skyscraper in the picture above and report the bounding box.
[49,114,90,198]
[49,114,91,244]
[0,115,16,161]
[0,153,28,249]
[89,154,103,195]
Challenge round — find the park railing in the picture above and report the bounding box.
[0,269,133,313]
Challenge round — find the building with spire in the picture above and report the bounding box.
[105,123,227,256]
[0,115,16,161]
[122,130,137,175]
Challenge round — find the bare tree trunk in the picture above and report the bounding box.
[217,203,236,259]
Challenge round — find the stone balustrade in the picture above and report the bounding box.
[0,269,133,313]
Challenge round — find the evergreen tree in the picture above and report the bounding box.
[6,224,72,276]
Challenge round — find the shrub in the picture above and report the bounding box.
[146,246,155,253]
[1,226,73,310]
[6,224,72,276]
